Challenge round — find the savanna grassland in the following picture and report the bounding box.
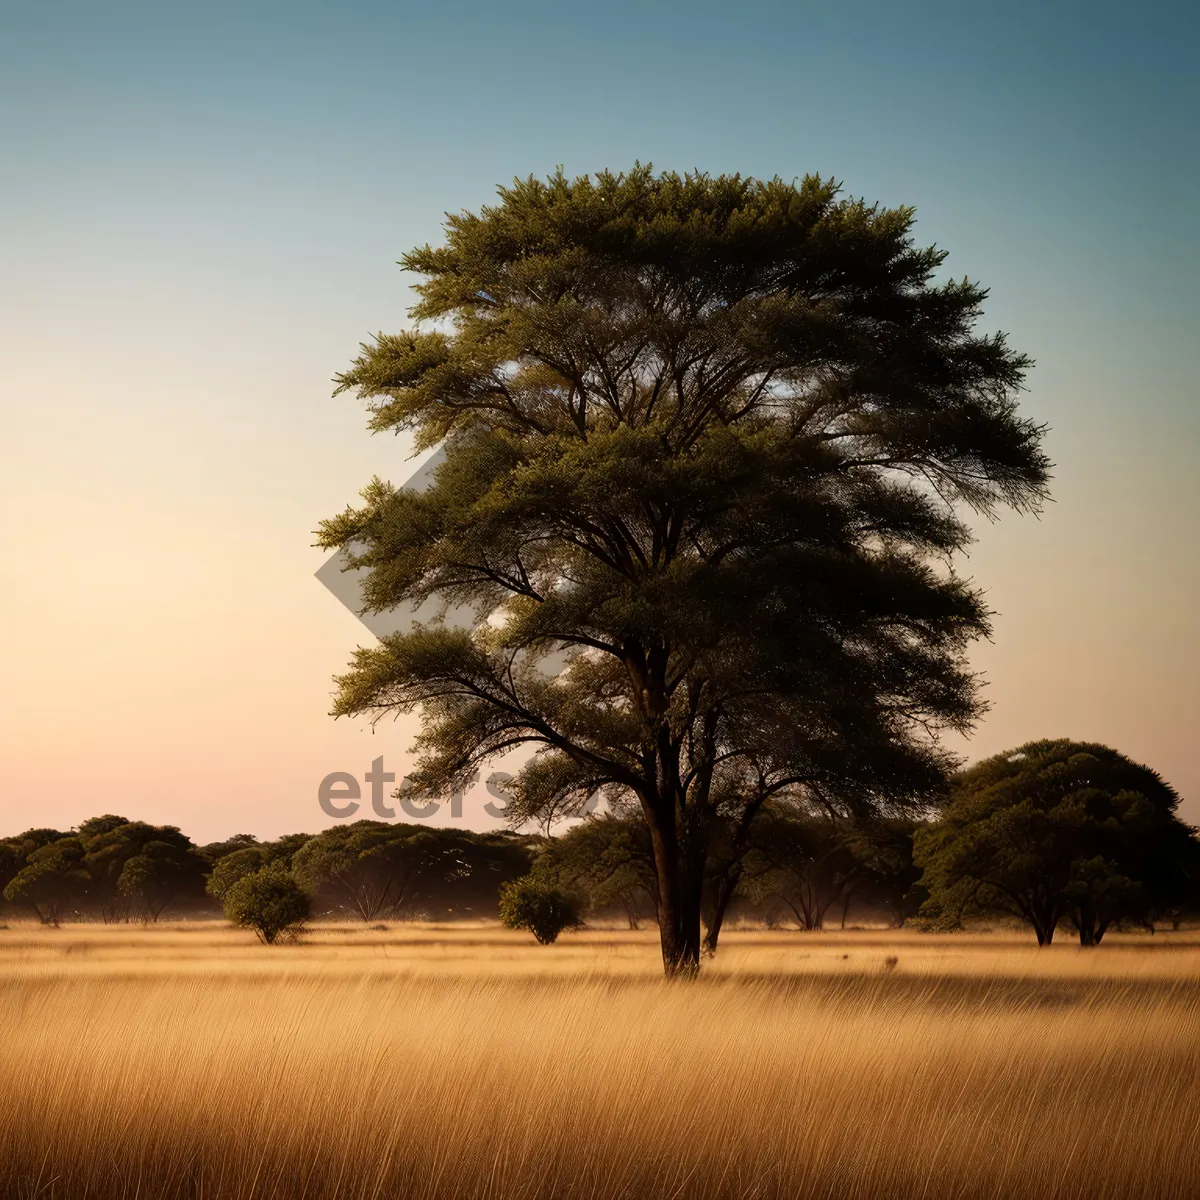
[0,923,1198,1199]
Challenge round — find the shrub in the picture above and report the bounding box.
[223,865,309,944]
[498,877,581,945]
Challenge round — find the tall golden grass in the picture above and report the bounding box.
[0,923,1197,1198]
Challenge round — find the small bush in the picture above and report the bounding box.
[223,865,309,944]
[498,877,580,945]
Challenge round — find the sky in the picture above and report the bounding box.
[2,0,1197,842]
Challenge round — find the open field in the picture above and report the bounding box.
[1,923,1198,1198]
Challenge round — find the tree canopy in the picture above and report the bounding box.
[81,818,208,922]
[204,833,314,902]
[321,166,1050,974]
[915,740,1199,945]
[1,818,207,924]
[292,820,452,921]
[2,834,88,925]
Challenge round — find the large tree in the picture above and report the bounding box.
[915,739,1198,945]
[321,167,1049,975]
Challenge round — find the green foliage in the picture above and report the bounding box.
[3,836,89,925]
[292,822,535,921]
[264,833,313,867]
[202,834,312,902]
[498,876,581,944]
[322,166,1048,974]
[81,820,208,922]
[536,815,657,928]
[0,840,26,898]
[0,830,69,921]
[915,740,1197,945]
[0,814,534,926]
[199,833,262,864]
[2,829,68,859]
[206,847,269,901]
[76,814,132,838]
[292,821,438,920]
[222,864,310,944]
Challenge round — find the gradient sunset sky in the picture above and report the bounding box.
[3,0,1197,841]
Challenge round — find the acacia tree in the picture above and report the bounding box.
[321,167,1048,975]
[81,819,208,922]
[915,740,1196,945]
[697,730,944,953]
[3,835,89,925]
[203,834,311,905]
[498,876,581,945]
[206,846,271,903]
[291,821,440,921]
[742,807,869,931]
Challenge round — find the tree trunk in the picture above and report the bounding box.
[1032,910,1056,945]
[645,802,702,978]
[701,787,770,957]
[1073,902,1102,947]
[702,864,741,956]
[680,871,703,966]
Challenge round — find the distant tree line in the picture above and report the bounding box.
[0,818,536,939]
[0,817,210,926]
[2,741,1195,947]
[496,740,1200,948]
[524,807,927,946]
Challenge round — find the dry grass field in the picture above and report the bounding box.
[0,922,1198,1199]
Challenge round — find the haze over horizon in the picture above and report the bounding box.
[3,0,1197,842]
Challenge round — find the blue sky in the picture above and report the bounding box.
[2,0,1197,838]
